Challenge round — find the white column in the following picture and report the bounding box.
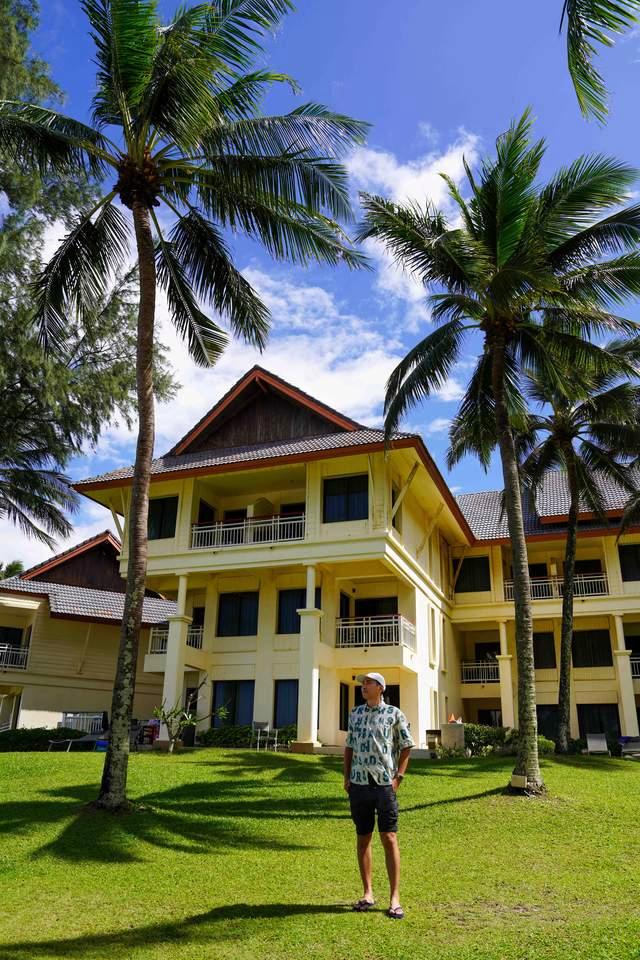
[612,614,640,737]
[159,575,191,743]
[292,564,322,752]
[496,620,515,729]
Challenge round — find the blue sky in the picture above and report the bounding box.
[6,0,640,565]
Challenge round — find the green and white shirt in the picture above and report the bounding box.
[346,700,414,785]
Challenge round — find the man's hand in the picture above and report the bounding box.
[391,777,401,793]
[344,778,351,793]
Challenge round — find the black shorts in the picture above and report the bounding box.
[349,778,398,835]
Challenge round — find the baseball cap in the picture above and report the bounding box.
[356,672,386,691]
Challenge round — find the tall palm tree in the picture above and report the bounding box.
[516,362,640,753]
[0,560,25,580]
[561,0,640,122]
[0,0,367,811]
[358,110,640,792]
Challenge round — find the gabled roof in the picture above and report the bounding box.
[0,577,176,625]
[20,530,121,581]
[167,365,365,456]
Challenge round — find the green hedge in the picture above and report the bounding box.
[197,724,297,748]
[0,727,87,752]
[462,724,556,758]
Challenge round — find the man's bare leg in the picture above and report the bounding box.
[380,831,401,908]
[356,832,374,901]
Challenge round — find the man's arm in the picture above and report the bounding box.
[344,746,353,792]
[392,747,411,792]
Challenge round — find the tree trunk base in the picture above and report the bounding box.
[507,776,547,797]
[87,798,133,815]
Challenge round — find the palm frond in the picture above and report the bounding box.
[205,0,294,71]
[560,252,640,306]
[0,467,76,547]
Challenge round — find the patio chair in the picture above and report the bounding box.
[586,733,611,756]
[620,738,640,759]
[250,721,270,750]
[266,727,280,752]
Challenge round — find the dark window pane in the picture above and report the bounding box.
[577,703,620,737]
[277,589,305,634]
[475,641,500,661]
[619,545,640,582]
[624,633,640,656]
[281,502,305,516]
[323,474,368,523]
[236,680,255,726]
[536,705,559,740]
[217,592,258,637]
[339,682,349,731]
[339,592,351,619]
[274,679,298,727]
[0,626,23,646]
[454,557,491,593]
[572,630,613,668]
[478,708,503,727]
[191,606,205,627]
[212,680,255,727]
[197,500,215,524]
[533,632,556,669]
[148,497,178,540]
[355,596,398,618]
[573,558,603,575]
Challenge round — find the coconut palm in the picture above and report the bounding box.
[516,362,640,752]
[561,0,640,122]
[358,110,640,792]
[0,0,367,811]
[0,560,24,579]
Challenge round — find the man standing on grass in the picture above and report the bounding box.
[344,672,414,920]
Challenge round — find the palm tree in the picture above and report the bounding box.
[517,362,640,753]
[560,0,640,122]
[358,110,640,792]
[0,0,367,811]
[0,560,25,579]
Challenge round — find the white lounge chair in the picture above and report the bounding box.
[586,733,611,756]
[620,738,640,759]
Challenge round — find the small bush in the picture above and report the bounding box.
[464,723,509,756]
[537,735,556,755]
[0,727,86,752]
[197,724,297,748]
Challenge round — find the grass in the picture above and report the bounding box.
[0,751,639,960]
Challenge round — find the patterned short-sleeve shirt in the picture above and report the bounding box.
[346,700,414,785]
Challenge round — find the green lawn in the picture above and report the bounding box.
[0,751,639,960]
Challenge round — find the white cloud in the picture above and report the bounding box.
[424,417,452,435]
[433,378,466,402]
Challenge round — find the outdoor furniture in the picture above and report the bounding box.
[586,733,611,756]
[266,727,280,752]
[250,721,270,750]
[620,738,640,759]
[47,738,74,752]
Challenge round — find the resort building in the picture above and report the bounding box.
[2,366,639,745]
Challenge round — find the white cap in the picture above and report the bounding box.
[356,672,386,691]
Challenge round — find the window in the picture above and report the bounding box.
[217,592,259,637]
[197,500,215,524]
[453,557,491,593]
[339,682,350,731]
[429,606,437,665]
[274,679,298,727]
[619,545,640,582]
[475,641,500,661]
[577,703,620,738]
[0,626,23,647]
[191,606,205,627]
[148,496,178,540]
[339,592,351,619]
[323,474,368,523]
[277,588,321,633]
[624,633,640,656]
[533,632,556,669]
[536,705,559,741]
[441,615,448,671]
[354,597,397,618]
[572,630,613,668]
[281,502,305,517]
[478,708,502,727]
[573,558,602,575]
[213,680,254,727]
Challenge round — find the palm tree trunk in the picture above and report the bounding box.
[557,450,579,754]
[490,341,543,792]
[95,201,156,811]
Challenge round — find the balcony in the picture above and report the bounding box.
[60,712,104,734]
[335,615,416,653]
[0,644,29,670]
[503,573,609,601]
[632,657,640,679]
[148,625,204,655]
[191,514,305,550]
[461,660,500,683]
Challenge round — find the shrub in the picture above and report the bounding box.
[463,723,509,756]
[0,727,86,752]
[502,729,556,756]
[197,723,297,748]
[537,735,556,755]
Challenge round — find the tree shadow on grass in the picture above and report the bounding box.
[0,902,352,960]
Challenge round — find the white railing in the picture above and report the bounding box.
[191,514,305,550]
[461,660,500,683]
[632,657,640,679]
[0,644,29,670]
[504,573,609,601]
[148,625,204,653]
[60,712,104,734]
[335,615,417,653]
[149,626,169,654]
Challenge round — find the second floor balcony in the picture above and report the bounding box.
[632,657,640,679]
[191,513,305,550]
[0,644,29,670]
[503,573,609,602]
[148,625,204,655]
[335,615,417,653]
[461,660,500,683]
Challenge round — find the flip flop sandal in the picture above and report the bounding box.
[352,898,376,912]
[387,906,405,920]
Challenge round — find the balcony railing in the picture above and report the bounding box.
[191,514,305,550]
[148,625,204,654]
[503,573,609,601]
[335,615,416,653]
[461,660,500,683]
[632,657,640,679]
[60,712,104,734]
[0,644,29,670]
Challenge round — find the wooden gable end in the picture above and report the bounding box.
[28,541,161,597]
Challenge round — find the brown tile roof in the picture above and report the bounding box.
[0,577,175,625]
